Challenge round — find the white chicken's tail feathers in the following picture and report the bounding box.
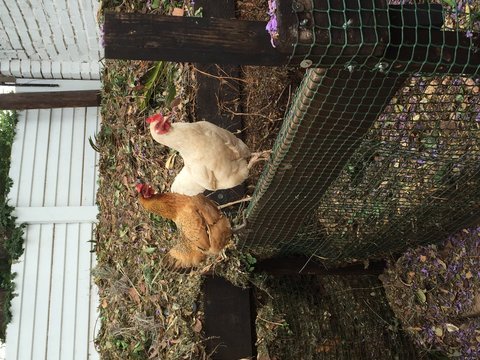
[171,167,206,195]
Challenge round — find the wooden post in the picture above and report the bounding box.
[194,3,254,359]
[202,276,255,360]
[0,90,101,110]
[194,0,247,206]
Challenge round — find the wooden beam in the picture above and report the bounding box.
[388,4,444,28]
[194,0,247,206]
[386,28,480,74]
[202,276,255,360]
[0,90,101,110]
[104,12,288,65]
[255,257,387,275]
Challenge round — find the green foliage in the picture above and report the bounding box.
[0,110,25,342]
[139,61,178,111]
[240,252,257,272]
[0,110,24,260]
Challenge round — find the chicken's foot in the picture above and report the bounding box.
[247,150,272,169]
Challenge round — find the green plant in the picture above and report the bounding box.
[0,110,25,342]
[138,61,178,111]
[240,252,257,272]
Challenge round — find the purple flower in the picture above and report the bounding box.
[419,80,426,91]
[266,16,278,33]
[99,24,105,48]
[266,17,278,47]
[466,30,473,39]
[268,0,276,14]
[266,0,279,47]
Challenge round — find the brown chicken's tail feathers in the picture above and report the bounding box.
[165,245,207,270]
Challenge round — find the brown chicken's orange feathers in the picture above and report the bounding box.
[136,182,232,269]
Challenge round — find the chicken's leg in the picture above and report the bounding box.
[247,150,272,169]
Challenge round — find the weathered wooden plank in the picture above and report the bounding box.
[193,0,246,205]
[202,276,254,360]
[104,12,287,65]
[387,28,480,74]
[388,4,444,28]
[0,90,101,109]
[255,257,387,275]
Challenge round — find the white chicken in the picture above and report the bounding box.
[147,113,268,195]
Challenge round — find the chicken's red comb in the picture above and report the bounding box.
[146,113,163,124]
[135,183,144,193]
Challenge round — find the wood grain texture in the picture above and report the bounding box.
[0,90,101,109]
[104,12,288,65]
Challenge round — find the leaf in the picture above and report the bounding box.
[445,323,459,332]
[88,136,101,152]
[151,0,160,9]
[129,287,141,304]
[143,246,156,254]
[192,318,202,333]
[165,152,177,169]
[416,289,427,303]
[437,259,447,269]
[434,327,443,337]
[440,0,456,8]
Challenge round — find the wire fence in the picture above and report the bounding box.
[240,0,480,263]
[256,274,421,359]
[274,0,480,74]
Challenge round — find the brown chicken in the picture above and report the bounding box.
[136,182,232,268]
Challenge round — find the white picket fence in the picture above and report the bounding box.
[5,103,101,360]
[2,1,104,357]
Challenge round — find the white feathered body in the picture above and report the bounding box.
[150,121,251,195]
